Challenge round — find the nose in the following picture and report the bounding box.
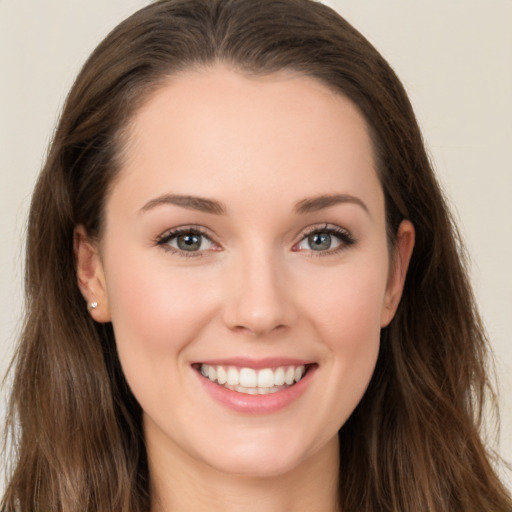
[222,249,297,337]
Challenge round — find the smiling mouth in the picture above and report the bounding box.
[195,363,313,395]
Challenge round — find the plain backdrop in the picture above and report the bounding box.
[1,0,511,492]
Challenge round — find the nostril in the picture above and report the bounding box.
[221,263,297,335]
[230,322,288,337]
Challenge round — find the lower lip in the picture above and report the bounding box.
[195,366,316,414]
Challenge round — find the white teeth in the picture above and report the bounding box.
[227,367,239,386]
[217,366,227,385]
[257,368,274,388]
[199,363,308,393]
[239,368,257,387]
[274,367,285,386]
[285,366,295,385]
[235,385,283,395]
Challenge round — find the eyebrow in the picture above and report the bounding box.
[139,194,226,215]
[139,192,368,216]
[295,194,369,215]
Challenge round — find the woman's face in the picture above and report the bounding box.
[80,66,413,479]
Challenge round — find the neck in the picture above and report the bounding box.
[147,429,340,512]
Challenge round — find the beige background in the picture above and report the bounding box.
[1,0,511,491]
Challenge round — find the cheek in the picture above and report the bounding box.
[106,253,213,346]
[303,258,388,343]
[299,261,386,420]
[102,253,224,437]
[323,276,384,366]
[102,247,220,398]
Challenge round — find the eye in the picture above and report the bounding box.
[298,231,341,252]
[156,227,218,255]
[294,225,355,253]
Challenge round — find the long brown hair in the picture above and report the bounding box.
[2,0,510,510]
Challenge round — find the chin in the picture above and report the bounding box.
[205,445,307,479]
[196,426,334,479]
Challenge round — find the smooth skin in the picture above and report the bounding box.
[75,66,414,512]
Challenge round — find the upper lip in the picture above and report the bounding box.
[193,357,315,369]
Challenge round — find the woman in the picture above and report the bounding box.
[2,0,511,510]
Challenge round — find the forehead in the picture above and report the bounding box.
[111,65,383,219]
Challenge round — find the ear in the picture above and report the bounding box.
[380,220,415,327]
[74,225,111,323]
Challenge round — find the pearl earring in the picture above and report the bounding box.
[88,301,98,310]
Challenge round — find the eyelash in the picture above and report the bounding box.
[155,224,356,258]
[294,224,356,257]
[155,226,217,258]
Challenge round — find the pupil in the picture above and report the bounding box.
[178,233,201,251]
[309,232,331,251]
